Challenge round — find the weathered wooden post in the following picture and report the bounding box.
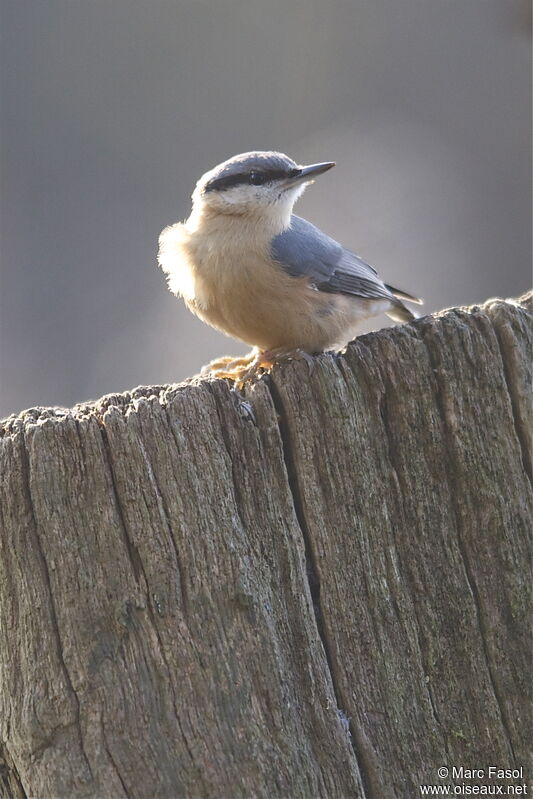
[0,294,531,799]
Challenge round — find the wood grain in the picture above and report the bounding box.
[0,293,531,798]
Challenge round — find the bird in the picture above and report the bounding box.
[158,150,422,384]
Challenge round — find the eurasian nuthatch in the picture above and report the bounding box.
[158,151,422,382]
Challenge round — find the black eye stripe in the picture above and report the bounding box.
[205,168,294,193]
[205,172,249,192]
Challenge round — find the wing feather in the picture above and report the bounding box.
[271,216,393,300]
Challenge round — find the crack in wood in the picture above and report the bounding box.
[19,430,95,783]
[378,389,454,767]
[101,716,130,799]
[136,410,190,620]
[0,741,28,799]
[267,375,372,799]
[98,421,145,586]
[421,329,518,764]
[489,311,532,489]
[209,390,251,551]
[99,408,197,782]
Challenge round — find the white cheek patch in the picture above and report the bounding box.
[217,186,254,207]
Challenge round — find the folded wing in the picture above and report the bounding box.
[270,216,422,316]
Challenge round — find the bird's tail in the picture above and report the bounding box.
[384,284,424,323]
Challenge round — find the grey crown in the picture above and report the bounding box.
[205,152,298,193]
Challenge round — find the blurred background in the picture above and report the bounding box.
[1,0,531,417]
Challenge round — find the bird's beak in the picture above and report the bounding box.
[299,161,336,179]
[283,161,335,187]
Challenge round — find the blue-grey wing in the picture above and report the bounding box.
[270,215,394,301]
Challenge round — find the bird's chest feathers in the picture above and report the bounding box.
[184,219,279,313]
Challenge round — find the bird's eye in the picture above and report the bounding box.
[249,171,267,186]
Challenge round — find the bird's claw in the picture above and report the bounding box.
[200,353,255,376]
[202,347,315,388]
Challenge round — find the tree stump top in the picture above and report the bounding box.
[0,293,531,799]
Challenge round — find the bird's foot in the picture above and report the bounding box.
[206,350,265,387]
[202,348,315,389]
[231,347,315,389]
[201,352,256,378]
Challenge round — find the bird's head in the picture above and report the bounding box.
[191,151,335,220]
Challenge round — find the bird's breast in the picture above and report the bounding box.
[159,214,365,352]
